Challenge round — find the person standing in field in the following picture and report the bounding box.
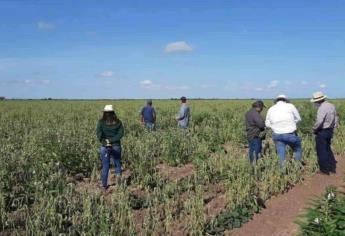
[265,95,302,167]
[311,92,338,175]
[176,96,190,129]
[96,105,124,190]
[140,99,156,131]
[245,100,266,164]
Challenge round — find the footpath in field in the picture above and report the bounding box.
[228,156,345,236]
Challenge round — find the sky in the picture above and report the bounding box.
[0,0,344,99]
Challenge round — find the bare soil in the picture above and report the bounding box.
[228,156,345,236]
[205,194,227,221]
[204,183,227,221]
[156,163,195,182]
[72,155,345,236]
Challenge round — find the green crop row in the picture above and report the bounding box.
[0,99,344,235]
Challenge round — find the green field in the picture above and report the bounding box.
[1,100,344,235]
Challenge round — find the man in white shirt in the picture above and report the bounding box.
[265,95,302,166]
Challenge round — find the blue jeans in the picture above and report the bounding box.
[272,133,302,166]
[145,122,155,131]
[100,145,122,187]
[316,129,336,174]
[248,138,262,164]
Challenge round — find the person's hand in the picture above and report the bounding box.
[105,139,112,147]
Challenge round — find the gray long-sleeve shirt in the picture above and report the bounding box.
[245,108,265,139]
[177,103,190,128]
[313,101,338,131]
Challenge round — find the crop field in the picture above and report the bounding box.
[0,99,344,235]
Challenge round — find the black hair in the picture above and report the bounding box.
[274,97,290,104]
[102,111,118,125]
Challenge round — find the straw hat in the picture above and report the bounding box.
[103,105,114,112]
[310,91,327,103]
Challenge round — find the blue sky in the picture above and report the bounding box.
[0,0,344,99]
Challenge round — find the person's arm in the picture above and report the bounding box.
[313,107,326,132]
[153,107,156,123]
[96,121,103,143]
[254,113,265,130]
[109,121,125,143]
[177,106,185,121]
[335,113,339,128]
[265,109,272,128]
[140,108,144,123]
[291,105,302,123]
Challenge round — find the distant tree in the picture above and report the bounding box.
[0,96,5,100]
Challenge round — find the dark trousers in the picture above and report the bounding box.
[315,129,336,174]
[248,138,262,164]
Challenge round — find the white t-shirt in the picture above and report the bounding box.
[265,101,301,134]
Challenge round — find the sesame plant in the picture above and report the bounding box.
[296,186,345,236]
[0,99,344,235]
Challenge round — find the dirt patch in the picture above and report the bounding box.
[128,186,147,199]
[228,156,345,236]
[205,194,227,221]
[133,208,148,233]
[7,209,27,227]
[156,163,195,182]
[203,182,226,204]
[170,219,187,236]
[74,179,103,195]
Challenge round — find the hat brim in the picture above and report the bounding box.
[310,96,327,103]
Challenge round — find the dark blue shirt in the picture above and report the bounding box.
[141,106,156,123]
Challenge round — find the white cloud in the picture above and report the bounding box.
[38,21,55,30]
[139,80,161,89]
[200,84,215,89]
[164,85,190,91]
[301,80,308,86]
[284,81,292,85]
[1,79,50,85]
[267,80,279,89]
[139,80,189,91]
[25,79,50,85]
[164,41,193,53]
[320,83,327,89]
[255,87,264,91]
[140,80,153,86]
[98,71,114,78]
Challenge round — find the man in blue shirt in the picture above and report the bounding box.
[176,96,190,129]
[140,99,156,131]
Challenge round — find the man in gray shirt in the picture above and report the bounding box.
[176,96,190,129]
[245,100,266,164]
[311,91,339,175]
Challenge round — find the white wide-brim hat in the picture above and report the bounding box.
[103,104,114,112]
[310,91,327,103]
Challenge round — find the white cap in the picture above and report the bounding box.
[103,105,114,112]
[277,94,287,99]
[310,91,327,103]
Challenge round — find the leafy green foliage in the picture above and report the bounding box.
[205,202,260,235]
[297,186,345,236]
